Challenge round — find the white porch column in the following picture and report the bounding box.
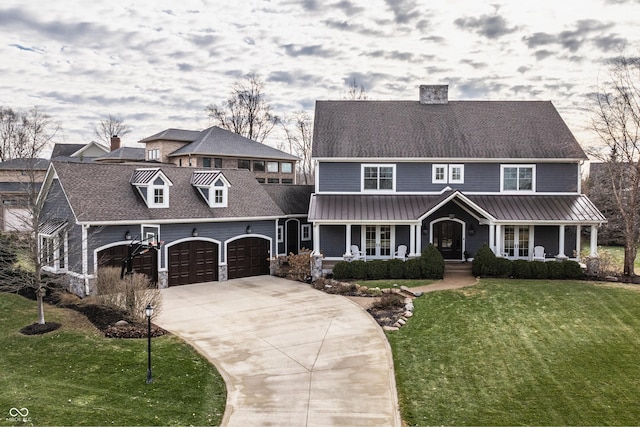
[415,224,422,255]
[489,224,495,254]
[575,225,581,260]
[313,224,321,254]
[495,225,502,256]
[558,225,566,257]
[590,225,598,257]
[344,224,352,256]
[409,224,417,257]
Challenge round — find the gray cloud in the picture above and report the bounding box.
[332,0,365,16]
[322,19,384,36]
[267,70,316,84]
[454,13,518,39]
[523,19,616,53]
[9,43,42,53]
[282,44,336,57]
[178,63,194,72]
[592,34,628,51]
[460,59,488,69]
[384,0,420,24]
[534,49,554,61]
[189,34,219,48]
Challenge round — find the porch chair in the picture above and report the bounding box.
[393,244,408,260]
[350,245,366,261]
[532,246,546,262]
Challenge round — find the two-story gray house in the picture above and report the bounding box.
[308,85,606,265]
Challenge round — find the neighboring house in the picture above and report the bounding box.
[139,126,299,184]
[308,85,606,265]
[51,141,109,161]
[0,158,49,231]
[95,146,146,163]
[37,161,314,296]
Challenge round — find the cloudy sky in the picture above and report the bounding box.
[1,0,639,154]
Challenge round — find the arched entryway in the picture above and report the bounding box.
[286,219,300,255]
[431,219,464,260]
[167,240,218,286]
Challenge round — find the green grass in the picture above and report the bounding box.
[387,279,640,426]
[0,293,226,426]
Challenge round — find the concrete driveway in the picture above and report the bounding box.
[155,276,401,427]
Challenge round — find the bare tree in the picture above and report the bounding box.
[344,78,368,100]
[0,108,60,324]
[590,55,640,276]
[94,115,131,145]
[0,107,57,161]
[281,112,314,184]
[205,74,278,143]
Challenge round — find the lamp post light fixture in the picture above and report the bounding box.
[145,303,153,384]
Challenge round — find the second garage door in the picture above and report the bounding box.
[227,237,270,279]
[168,240,218,286]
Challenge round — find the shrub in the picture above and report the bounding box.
[547,261,564,279]
[387,259,406,279]
[563,260,584,279]
[511,259,531,279]
[367,260,389,280]
[331,261,352,280]
[287,249,312,281]
[94,267,162,322]
[472,244,498,277]
[351,260,368,280]
[421,244,445,279]
[530,261,548,279]
[495,257,512,277]
[369,293,405,311]
[404,259,423,279]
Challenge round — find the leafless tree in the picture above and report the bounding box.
[589,55,640,276]
[0,107,58,161]
[281,111,314,184]
[0,108,60,324]
[205,74,279,143]
[344,78,368,100]
[94,115,131,145]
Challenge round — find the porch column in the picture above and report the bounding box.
[313,224,321,254]
[590,225,598,257]
[575,225,581,260]
[409,224,417,257]
[415,224,422,255]
[344,224,352,256]
[489,224,495,254]
[495,225,502,256]
[558,225,566,257]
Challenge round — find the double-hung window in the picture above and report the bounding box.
[362,164,395,191]
[432,164,464,184]
[501,165,535,192]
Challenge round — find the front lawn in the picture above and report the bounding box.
[0,293,226,426]
[354,279,434,289]
[387,279,640,426]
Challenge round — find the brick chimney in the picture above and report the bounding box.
[419,85,448,104]
[110,135,121,152]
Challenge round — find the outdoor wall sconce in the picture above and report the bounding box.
[468,224,475,236]
[448,213,455,219]
[246,225,252,234]
[125,231,132,240]
[192,228,198,237]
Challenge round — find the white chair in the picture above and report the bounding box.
[532,246,546,262]
[394,245,408,260]
[350,244,366,261]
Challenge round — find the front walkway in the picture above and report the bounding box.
[155,276,401,427]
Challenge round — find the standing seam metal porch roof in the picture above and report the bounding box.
[308,193,606,223]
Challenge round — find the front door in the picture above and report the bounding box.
[503,226,530,258]
[433,220,463,260]
[364,225,392,258]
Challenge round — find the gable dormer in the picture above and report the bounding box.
[130,168,173,208]
[191,170,230,208]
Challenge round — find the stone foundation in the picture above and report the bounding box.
[585,256,600,277]
[218,263,228,281]
[311,254,324,282]
[158,271,168,289]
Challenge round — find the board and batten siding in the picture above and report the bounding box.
[318,161,579,193]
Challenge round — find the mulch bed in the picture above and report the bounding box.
[20,322,61,335]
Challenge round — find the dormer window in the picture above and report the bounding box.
[191,170,230,208]
[130,168,173,208]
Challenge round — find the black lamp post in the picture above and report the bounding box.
[145,303,153,384]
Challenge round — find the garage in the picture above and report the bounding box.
[227,237,270,279]
[97,244,158,283]
[168,240,218,286]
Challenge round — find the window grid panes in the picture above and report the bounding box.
[364,166,394,190]
[503,166,534,191]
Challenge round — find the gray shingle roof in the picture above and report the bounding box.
[95,147,145,162]
[51,144,86,158]
[168,126,299,161]
[139,128,201,143]
[262,184,314,215]
[50,162,284,223]
[308,192,605,223]
[312,100,587,160]
[0,158,49,170]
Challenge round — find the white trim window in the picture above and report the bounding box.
[501,165,535,192]
[432,164,464,184]
[150,176,170,208]
[432,164,447,183]
[362,164,395,192]
[301,224,311,241]
[449,164,464,184]
[277,225,284,243]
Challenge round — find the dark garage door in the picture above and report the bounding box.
[227,237,270,279]
[168,240,218,286]
[97,244,158,283]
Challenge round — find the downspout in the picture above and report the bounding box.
[82,224,89,295]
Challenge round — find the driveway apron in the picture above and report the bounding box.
[156,276,401,427]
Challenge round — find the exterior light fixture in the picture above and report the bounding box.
[145,303,154,384]
[125,231,132,240]
[468,224,475,236]
[246,225,252,234]
[192,228,198,237]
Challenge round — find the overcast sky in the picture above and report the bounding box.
[1,0,639,154]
